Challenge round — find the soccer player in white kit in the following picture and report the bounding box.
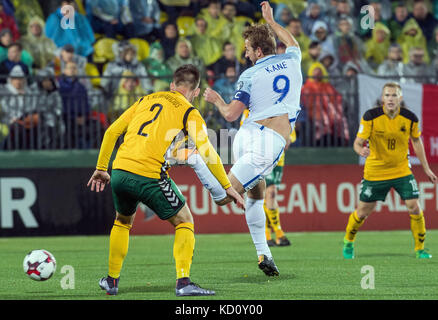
[198,1,302,276]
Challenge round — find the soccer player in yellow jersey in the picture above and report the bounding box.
[87,65,245,296]
[343,82,437,259]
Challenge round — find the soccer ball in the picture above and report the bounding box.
[23,250,56,281]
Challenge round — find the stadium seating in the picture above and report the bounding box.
[93,37,118,64]
[176,16,195,37]
[129,38,150,61]
[235,16,254,26]
[85,62,101,88]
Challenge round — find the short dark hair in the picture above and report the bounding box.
[222,41,234,50]
[173,64,200,90]
[243,24,276,56]
[8,42,22,51]
[223,1,237,10]
[309,41,320,49]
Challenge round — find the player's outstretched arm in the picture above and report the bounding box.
[411,137,438,183]
[204,88,246,122]
[88,105,134,192]
[260,1,299,48]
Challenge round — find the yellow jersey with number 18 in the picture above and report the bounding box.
[357,106,421,181]
[96,91,232,189]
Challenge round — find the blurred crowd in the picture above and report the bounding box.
[1,0,438,149]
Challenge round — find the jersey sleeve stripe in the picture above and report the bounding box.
[182,106,195,134]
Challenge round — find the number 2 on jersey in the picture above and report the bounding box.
[137,103,163,137]
[273,75,290,104]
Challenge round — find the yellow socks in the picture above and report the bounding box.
[264,204,285,239]
[344,210,364,242]
[174,222,195,279]
[265,217,272,241]
[108,220,131,279]
[410,212,426,251]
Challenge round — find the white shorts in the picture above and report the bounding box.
[230,122,286,191]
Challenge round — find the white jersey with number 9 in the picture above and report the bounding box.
[233,46,302,130]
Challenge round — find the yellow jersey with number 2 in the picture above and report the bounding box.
[96,91,231,189]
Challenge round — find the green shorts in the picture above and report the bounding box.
[111,169,186,220]
[265,165,284,187]
[359,174,419,202]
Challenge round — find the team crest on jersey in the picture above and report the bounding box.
[236,81,243,90]
[400,125,406,132]
[363,187,373,198]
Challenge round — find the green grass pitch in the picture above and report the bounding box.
[1,230,437,300]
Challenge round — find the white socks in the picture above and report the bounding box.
[245,198,272,258]
[188,153,227,202]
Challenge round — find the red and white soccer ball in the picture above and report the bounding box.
[23,250,57,281]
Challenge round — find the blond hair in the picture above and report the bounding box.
[382,82,402,96]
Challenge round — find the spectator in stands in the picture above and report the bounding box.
[212,65,239,129]
[412,0,437,41]
[287,18,311,53]
[31,67,64,149]
[0,65,38,149]
[318,49,341,77]
[301,61,349,147]
[0,1,19,41]
[389,2,411,42]
[397,18,430,64]
[0,28,33,70]
[197,0,228,41]
[45,0,95,58]
[109,70,146,123]
[160,22,178,61]
[221,1,247,61]
[302,41,322,77]
[21,17,57,70]
[331,16,365,67]
[429,26,438,64]
[0,43,31,84]
[326,0,355,34]
[58,61,91,149]
[86,0,135,39]
[225,0,256,20]
[310,20,335,57]
[13,0,45,36]
[129,0,161,42]
[101,41,152,98]
[299,2,327,36]
[274,3,293,28]
[365,22,391,71]
[336,60,359,144]
[377,44,404,79]
[50,44,86,76]
[189,17,222,67]
[167,38,205,78]
[142,41,173,92]
[358,0,389,38]
[402,47,434,83]
[208,41,244,80]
